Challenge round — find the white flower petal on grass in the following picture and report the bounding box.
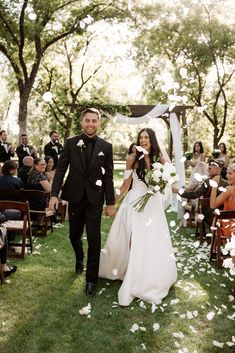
[153,323,160,331]
[101,167,105,175]
[184,213,190,220]
[189,325,197,333]
[141,343,146,350]
[186,311,194,319]
[170,298,180,305]
[213,340,224,348]
[151,303,157,313]
[209,179,218,188]
[226,342,235,347]
[170,220,176,227]
[139,326,147,331]
[130,323,139,333]
[79,303,91,316]
[139,300,146,309]
[193,240,200,248]
[228,295,234,302]
[207,311,215,320]
[173,332,184,338]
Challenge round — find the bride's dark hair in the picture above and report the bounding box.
[135,128,162,183]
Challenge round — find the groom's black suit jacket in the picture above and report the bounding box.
[51,134,115,206]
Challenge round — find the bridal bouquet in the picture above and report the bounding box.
[211,149,221,159]
[132,162,178,213]
[184,151,193,160]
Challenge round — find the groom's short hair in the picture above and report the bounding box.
[81,108,101,120]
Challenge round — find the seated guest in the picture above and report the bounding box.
[45,155,55,184]
[174,159,228,226]
[0,160,23,190]
[0,215,17,284]
[18,156,34,188]
[16,133,37,169]
[26,158,51,210]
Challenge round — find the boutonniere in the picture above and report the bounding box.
[77,139,86,151]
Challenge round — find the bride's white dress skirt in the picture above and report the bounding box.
[99,171,177,306]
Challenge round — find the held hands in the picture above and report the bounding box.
[49,196,59,213]
[104,205,116,217]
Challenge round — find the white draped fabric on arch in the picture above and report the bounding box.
[109,104,187,215]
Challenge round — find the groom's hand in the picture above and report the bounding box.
[104,205,116,217]
[49,196,59,213]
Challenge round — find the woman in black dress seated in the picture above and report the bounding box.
[26,158,51,210]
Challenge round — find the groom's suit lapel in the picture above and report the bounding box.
[75,135,87,172]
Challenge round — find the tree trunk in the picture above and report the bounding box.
[18,88,31,135]
[213,125,219,149]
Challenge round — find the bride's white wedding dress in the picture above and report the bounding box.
[99,169,177,306]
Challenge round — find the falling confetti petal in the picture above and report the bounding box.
[213,340,224,348]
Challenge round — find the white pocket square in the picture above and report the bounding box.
[98,151,104,156]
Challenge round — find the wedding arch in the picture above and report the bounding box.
[109,104,193,189]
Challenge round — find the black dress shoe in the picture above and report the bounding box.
[3,265,17,278]
[85,282,96,297]
[75,261,83,275]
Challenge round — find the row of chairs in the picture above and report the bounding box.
[0,189,57,259]
[186,197,235,268]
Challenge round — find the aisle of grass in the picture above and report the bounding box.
[0,172,234,353]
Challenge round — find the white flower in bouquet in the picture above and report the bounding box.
[131,159,178,213]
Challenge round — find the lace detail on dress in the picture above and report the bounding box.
[124,169,133,180]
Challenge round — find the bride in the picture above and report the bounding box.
[99,128,177,306]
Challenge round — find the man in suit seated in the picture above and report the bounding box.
[175,159,228,226]
[18,156,34,188]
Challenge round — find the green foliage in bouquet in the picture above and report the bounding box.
[184,151,193,160]
[212,149,221,159]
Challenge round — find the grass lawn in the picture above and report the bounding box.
[0,170,234,353]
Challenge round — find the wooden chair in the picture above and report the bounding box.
[23,190,54,236]
[0,200,33,259]
[195,198,210,243]
[209,210,235,268]
[0,189,24,201]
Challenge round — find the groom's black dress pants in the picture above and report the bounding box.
[68,193,103,284]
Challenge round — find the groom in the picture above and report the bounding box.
[49,108,116,296]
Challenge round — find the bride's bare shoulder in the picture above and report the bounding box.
[126,154,136,169]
